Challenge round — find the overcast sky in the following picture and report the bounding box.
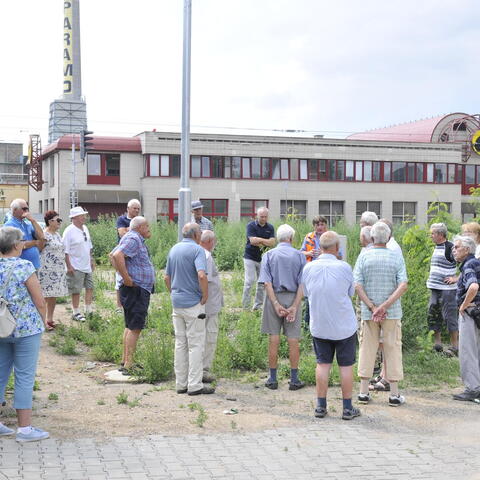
[0,0,478,147]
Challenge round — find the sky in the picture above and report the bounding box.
[0,0,478,148]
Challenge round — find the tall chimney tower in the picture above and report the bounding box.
[48,0,88,143]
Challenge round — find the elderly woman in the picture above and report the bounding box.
[0,227,49,442]
[38,210,68,330]
[461,222,480,259]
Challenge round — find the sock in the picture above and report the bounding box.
[85,304,93,314]
[17,426,32,434]
[317,397,327,409]
[290,368,299,384]
[269,368,277,382]
[73,307,80,315]
[343,398,353,410]
[390,382,399,396]
[360,379,370,395]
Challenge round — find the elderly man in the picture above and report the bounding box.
[452,235,480,401]
[191,200,214,231]
[115,199,142,310]
[200,230,224,383]
[62,207,94,322]
[381,218,403,256]
[360,211,379,228]
[427,223,458,356]
[165,223,213,395]
[360,226,373,250]
[4,199,44,270]
[242,207,275,310]
[258,224,306,390]
[354,222,408,407]
[110,217,154,374]
[303,231,360,420]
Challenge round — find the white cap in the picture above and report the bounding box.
[69,206,89,218]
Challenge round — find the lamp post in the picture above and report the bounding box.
[178,0,192,240]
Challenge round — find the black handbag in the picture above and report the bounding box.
[466,306,480,329]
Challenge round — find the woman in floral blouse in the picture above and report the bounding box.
[38,210,68,329]
[0,226,49,442]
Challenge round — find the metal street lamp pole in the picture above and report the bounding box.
[178,0,192,241]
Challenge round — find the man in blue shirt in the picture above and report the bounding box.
[242,207,275,310]
[110,217,154,375]
[4,199,44,269]
[258,224,306,391]
[165,223,212,396]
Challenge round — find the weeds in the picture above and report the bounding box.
[116,391,128,405]
[188,402,208,428]
[48,393,59,401]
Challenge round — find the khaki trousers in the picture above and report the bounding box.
[358,319,404,381]
[172,302,206,393]
[203,313,219,372]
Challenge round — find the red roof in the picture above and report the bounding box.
[43,135,142,156]
[347,115,446,143]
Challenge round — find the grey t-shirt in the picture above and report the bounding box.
[204,249,223,315]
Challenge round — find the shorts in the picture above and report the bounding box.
[427,289,458,332]
[67,270,94,294]
[119,285,150,330]
[261,291,301,339]
[313,333,357,367]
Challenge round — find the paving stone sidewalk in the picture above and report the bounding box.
[1,418,479,480]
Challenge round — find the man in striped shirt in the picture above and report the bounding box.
[427,223,458,355]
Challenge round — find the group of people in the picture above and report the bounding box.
[2,197,480,443]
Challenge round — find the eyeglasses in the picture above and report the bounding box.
[21,207,29,212]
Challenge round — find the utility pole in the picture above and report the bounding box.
[178,0,192,241]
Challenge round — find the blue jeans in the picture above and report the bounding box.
[0,333,42,409]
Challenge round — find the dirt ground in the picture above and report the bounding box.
[1,304,478,442]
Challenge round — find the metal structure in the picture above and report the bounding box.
[437,114,480,162]
[27,134,43,191]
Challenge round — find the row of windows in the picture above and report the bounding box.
[156,199,454,225]
[145,154,465,185]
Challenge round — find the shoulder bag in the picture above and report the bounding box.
[0,263,18,338]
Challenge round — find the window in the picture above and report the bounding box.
[434,164,447,183]
[38,200,42,214]
[157,198,178,222]
[44,199,48,212]
[240,200,269,219]
[448,164,456,183]
[50,198,55,211]
[392,162,406,182]
[355,161,363,181]
[416,163,424,182]
[200,199,228,220]
[232,157,241,178]
[87,153,120,184]
[319,200,344,226]
[461,202,476,222]
[49,157,54,187]
[280,159,289,179]
[299,159,308,180]
[427,202,452,222]
[465,165,476,184]
[345,161,354,181]
[319,160,327,180]
[372,161,381,181]
[280,200,307,219]
[261,158,270,178]
[426,164,434,183]
[242,158,251,178]
[356,201,382,223]
[160,155,169,176]
[384,162,391,181]
[392,201,416,225]
[171,155,180,177]
[290,159,298,180]
[149,154,160,176]
[251,157,261,179]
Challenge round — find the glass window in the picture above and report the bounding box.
[214,199,227,214]
[345,161,354,181]
[191,156,201,177]
[280,159,289,179]
[355,161,363,181]
[427,202,452,221]
[448,164,456,183]
[392,201,416,225]
[232,157,241,178]
[319,160,327,180]
[383,162,391,181]
[224,157,231,178]
[416,163,424,182]
[461,202,476,222]
[105,155,120,176]
[87,154,101,176]
[355,201,381,222]
[290,159,298,180]
[280,200,307,219]
[309,159,319,180]
[160,155,169,176]
[242,158,251,178]
[364,161,372,182]
[171,155,180,177]
[272,159,280,179]
[426,164,434,182]
[407,163,415,183]
[241,200,269,218]
[336,160,345,180]
[262,158,270,178]
[202,156,210,177]
[49,157,54,187]
[392,162,406,182]
[328,160,336,180]
[211,156,223,178]
[476,166,480,184]
[299,159,308,180]
[466,165,475,184]
[434,164,446,183]
[372,162,380,181]
[251,157,261,178]
[318,200,344,226]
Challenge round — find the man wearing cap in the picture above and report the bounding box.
[4,199,45,269]
[191,201,214,231]
[62,207,95,322]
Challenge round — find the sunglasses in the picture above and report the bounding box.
[21,207,29,211]
[83,231,88,242]
[55,218,63,223]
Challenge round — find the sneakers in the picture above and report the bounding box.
[187,386,215,396]
[0,424,14,436]
[314,406,328,418]
[16,427,49,443]
[72,313,86,322]
[265,380,278,390]
[202,372,216,383]
[288,380,306,391]
[342,407,361,420]
[357,393,371,404]
[452,390,480,402]
[388,394,405,407]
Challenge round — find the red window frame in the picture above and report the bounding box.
[87,153,120,185]
[199,198,229,218]
[157,198,178,222]
[240,199,269,218]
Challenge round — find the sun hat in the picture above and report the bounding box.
[69,206,89,218]
[191,200,204,210]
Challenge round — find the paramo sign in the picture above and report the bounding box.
[63,1,73,95]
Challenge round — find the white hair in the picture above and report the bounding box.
[453,235,477,255]
[276,224,295,242]
[127,198,141,208]
[257,206,269,215]
[201,230,215,242]
[10,199,24,212]
[0,227,23,254]
[130,216,147,230]
[360,211,378,226]
[182,222,200,239]
[430,223,447,238]
[360,226,372,244]
[371,222,391,244]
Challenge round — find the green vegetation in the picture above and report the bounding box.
[48,393,59,401]
[188,402,208,428]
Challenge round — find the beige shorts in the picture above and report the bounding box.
[357,319,403,381]
[261,291,301,339]
[67,270,94,294]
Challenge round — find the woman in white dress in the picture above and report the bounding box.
[38,211,68,329]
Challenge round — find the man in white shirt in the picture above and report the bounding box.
[63,207,95,322]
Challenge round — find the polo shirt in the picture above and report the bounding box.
[457,254,480,306]
[204,249,223,315]
[62,224,93,273]
[426,241,456,291]
[243,220,275,263]
[165,238,207,308]
[116,214,132,242]
[4,217,40,269]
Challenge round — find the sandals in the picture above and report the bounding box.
[369,377,391,392]
[443,346,458,358]
[45,320,56,331]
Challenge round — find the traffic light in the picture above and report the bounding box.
[80,130,94,160]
